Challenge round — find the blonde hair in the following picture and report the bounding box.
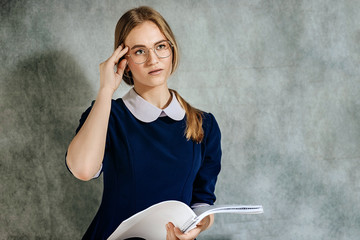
[115,6,204,142]
[170,89,204,143]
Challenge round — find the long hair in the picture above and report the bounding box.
[170,89,204,143]
[115,6,204,142]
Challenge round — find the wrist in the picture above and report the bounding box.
[98,87,114,99]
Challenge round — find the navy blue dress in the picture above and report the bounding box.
[70,98,222,239]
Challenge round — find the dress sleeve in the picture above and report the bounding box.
[191,113,222,206]
[65,101,103,179]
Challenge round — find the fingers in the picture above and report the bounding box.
[174,226,200,240]
[166,222,201,240]
[112,45,128,65]
[101,44,128,68]
[111,44,125,58]
[100,45,128,75]
[116,58,128,75]
[166,222,178,240]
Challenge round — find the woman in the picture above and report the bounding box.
[66,6,221,240]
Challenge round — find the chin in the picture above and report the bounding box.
[148,79,167,88]
[135,78,167,89]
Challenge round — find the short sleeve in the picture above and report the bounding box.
[191,113,222,206]
[65,101,103,179]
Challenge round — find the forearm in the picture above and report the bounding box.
[67,88,113,180]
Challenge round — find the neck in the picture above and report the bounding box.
[133,84,171,109]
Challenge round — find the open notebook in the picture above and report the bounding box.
[107,200,263,240]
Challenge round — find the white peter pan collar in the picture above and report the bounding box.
[122,88,185,123]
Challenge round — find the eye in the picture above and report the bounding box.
[156,43,167,50]
[134,48,146,55]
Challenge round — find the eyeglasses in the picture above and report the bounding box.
[127,40,173,64]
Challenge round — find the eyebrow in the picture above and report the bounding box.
[130,40,167,50]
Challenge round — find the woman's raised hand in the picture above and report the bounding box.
[99,45,128,94]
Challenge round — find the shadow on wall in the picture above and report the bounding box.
[1,51,102,239]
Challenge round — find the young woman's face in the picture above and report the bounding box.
[124,21,173,90]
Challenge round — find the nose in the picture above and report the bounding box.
[147,48,159,65]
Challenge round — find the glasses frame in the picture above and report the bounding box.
[126,40,173,64]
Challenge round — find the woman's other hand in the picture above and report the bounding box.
[99,44,128,94]
[166,215,214,240]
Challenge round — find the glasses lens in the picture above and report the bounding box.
[130,48,148,64]
[155,41,171,58]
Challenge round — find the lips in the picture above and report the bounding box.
[148,68,163,75]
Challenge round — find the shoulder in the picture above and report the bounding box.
[202,112,219,129]
[112,98,126,110]
[109,98,132,119]
[80,98,128,121]
[202,112,215,128]
[201,112,221,140]
[82,98,127,113]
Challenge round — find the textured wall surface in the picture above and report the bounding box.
[1,0,359,239]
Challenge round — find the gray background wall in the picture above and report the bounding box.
[1,0,359,239]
